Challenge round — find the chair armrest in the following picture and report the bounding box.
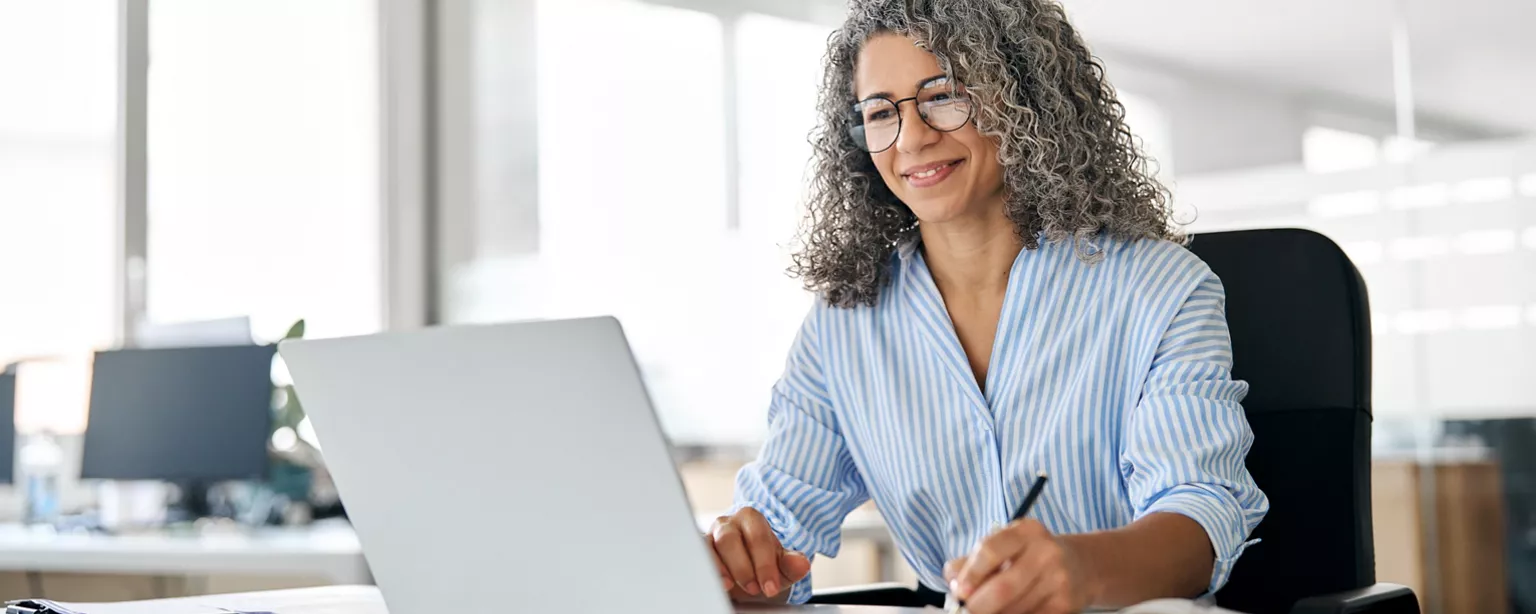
[1289,583,1419,614]
[809,583,930,607]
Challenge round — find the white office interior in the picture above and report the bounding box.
[0,0,1533,612]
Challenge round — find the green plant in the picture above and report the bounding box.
[275,319,307,432]
[269,318,319,507]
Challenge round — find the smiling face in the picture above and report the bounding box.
[853,32,1006,227]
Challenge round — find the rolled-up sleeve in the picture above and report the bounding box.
[730,306,870,605]
[1122,271,1269,594]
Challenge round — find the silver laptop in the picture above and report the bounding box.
[280,317,749,614]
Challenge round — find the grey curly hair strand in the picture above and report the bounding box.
[790,0,1182,308]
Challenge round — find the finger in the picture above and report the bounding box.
[965,564,1041,614]
[740,516,787,597]
[944,557,965,583]
[994,543,1069,614]
[704,534,734,592]
[1007,563,1071,614]
[779,550,812,583]
[955,521,1043,599]
[711,520,761,595]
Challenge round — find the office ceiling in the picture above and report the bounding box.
[1060,0,1536,136]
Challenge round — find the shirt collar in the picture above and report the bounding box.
[894,235,922,263]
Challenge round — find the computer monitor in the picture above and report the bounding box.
[0,371,15,484]
[80,345,277,483]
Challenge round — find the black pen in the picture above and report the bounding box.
[952,472,1050,611]
[1011,471,1049,522]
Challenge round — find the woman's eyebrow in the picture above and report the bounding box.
[858,73,949,102]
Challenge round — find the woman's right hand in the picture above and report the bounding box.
[706,507,812,603]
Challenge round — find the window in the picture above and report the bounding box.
[534,0,750,444]
[144,0,382,342]
[0,0,119,364]
[444,0,842,444]
[730,12,835,441]
[736,13,832,246]
[455,0,742,444]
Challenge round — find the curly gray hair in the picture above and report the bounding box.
[790,0,1181,308]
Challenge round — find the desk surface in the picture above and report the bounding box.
[54,585,936,614]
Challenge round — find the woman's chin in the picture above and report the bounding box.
[906,198,980,226]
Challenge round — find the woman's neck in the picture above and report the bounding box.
[918,208,1023,298]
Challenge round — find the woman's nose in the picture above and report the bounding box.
[895,105,940,154]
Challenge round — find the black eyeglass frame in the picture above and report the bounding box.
[847,76,975,154]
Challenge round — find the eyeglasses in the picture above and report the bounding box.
[848,76,974,154]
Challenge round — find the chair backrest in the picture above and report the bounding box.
[1190,229,1377,614]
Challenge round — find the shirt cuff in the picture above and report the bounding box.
[787,575,815,605]
[727,501,817,605]
[1139,484,1259,594]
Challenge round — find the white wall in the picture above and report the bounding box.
[1099,53,1307,175]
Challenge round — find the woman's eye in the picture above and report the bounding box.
[866,109,894,122]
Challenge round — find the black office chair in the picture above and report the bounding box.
[1194,229,1416,614]
[812,229,1419,614]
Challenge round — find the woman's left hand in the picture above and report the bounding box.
[944,519,1095,614]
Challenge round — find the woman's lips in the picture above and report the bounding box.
[904,159,962,188]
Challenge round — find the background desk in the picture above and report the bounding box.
[0,513,884,585]
[0,522,369,601]
[0,514,898,602]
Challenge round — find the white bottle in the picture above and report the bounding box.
[19,431,64,526]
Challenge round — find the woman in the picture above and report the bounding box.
[705,1,1267,613]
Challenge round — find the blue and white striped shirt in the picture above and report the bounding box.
[732,235,1269,605]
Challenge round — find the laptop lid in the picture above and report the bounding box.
[279,317,732,614]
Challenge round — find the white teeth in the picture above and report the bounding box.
[909,161,954,180]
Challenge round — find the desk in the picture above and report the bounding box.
[51,585,934,614]
[0,515,878,583]
[0,515,888,597]
[0,523,370,585]
[1372,458,1508,614]
[0,513,879,592]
